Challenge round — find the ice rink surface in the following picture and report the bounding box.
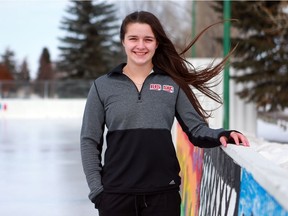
[1,117,287,216]
[0,118,98,216]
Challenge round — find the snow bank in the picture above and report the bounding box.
[247,134,288,171]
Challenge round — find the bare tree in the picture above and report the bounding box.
[194,1,223,57]
[115,1,223,58]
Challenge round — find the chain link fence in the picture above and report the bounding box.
[0,80,93,99]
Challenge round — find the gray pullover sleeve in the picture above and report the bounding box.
[175,88,228,148]
[80,82,104,202]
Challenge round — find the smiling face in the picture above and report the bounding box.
[122,23,158,67]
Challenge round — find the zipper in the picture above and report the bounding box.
[138,92,141,101]
[123,73,152,102]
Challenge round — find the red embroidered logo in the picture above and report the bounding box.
[163,85,174,93]
[150,84,174,93]
[150,84,162,91]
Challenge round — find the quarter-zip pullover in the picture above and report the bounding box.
[81,63,233,202]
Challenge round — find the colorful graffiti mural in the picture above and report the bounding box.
[176,124,242,216]
[176,123,203,216]
[199,148,241,216]
[176,124,287,216]
[239,169,288,216]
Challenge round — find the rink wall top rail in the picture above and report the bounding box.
[222,144,288,212]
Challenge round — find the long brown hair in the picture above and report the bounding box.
[120,11,233,120]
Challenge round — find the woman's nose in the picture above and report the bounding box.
[136,40,145,48]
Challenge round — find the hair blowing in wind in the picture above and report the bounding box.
[120,11,236,120]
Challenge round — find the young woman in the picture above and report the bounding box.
[81,11,249,216]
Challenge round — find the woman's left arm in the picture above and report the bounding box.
[175,87,250,148]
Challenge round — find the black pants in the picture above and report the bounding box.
[96,190,181,216]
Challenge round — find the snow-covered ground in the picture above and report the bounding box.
[249,119,288,171]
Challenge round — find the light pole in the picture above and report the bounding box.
[223,0,231,129]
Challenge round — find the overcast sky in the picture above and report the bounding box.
[0,0,70,79]
[0,0,191,79]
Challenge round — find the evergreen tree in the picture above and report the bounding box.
[213,1,288,111]
[58,0,123,79]
[37,47,54,80]
[19,58,30,81]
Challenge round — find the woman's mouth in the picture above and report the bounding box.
[133,51,147,56]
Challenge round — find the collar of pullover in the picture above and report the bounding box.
[107,63,167,76]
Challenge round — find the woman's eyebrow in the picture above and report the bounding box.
[144,36,156,39]
[126,35,155,39]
